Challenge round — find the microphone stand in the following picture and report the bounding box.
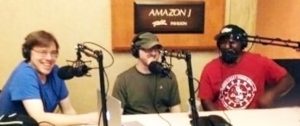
[184,51,200,126]
[161,50,199,126]
[77,44,108,126]
[163,50,232,126]
[95,50,108,126]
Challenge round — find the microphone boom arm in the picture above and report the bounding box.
[162,50,199,126]
[247,35,300,50]
[77,44,98,59]
[160,49,186,59]
[77,43,108,126]
[185,51,200,126]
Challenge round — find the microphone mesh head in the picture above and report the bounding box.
[73,65,89,77]
[57,65,74,80]
[148,61,170,77]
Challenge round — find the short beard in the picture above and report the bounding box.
[220,50,239,64]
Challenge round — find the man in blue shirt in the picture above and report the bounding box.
[0,30,98,125]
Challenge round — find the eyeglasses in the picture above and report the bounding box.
[32,49,59,58]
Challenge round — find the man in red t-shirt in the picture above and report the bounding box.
[198,24,295,111]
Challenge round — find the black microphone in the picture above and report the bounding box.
[148,61,171,78]
[57,44,93,80]
[57,64,91,80]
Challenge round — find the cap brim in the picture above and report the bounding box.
[140,41,162,49]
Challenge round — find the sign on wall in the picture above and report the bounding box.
[134,1,205,33]
[111,0,225,51]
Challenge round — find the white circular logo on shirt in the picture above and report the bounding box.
[219,74,257,109]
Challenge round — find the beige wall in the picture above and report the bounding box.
[0,0,257,113]
[225,0,257,34]
[253,0,300,59]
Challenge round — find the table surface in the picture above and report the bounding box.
[121,107,300,126]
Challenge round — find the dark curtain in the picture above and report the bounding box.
[273,59,300,107]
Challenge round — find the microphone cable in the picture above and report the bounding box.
[72,42,113,99]
[80,42,114,68]
[64,41,113,126]
[97,69,110,126]
[221,110,232,125]
[152,75,172,126]
[244,40,255,53]
[38,121,55,126]
[192,77,200,94]
[161,55,173,78]
[182,66,200,94]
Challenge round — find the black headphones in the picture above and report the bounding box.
[131,32,161,58]
[131,38,141,58]
[22,43,31,62]
[215,24,248,49]
[231,33,248,49]
[131,32,147,58]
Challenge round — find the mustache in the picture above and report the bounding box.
[221,49,237,54]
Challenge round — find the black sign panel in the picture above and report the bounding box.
[134,1,205,33]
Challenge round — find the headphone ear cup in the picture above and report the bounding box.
[241,35,248,49]
[242,41,247,49]
[131,44,139,58]
[22,46,30,61]
[131,32,144,58]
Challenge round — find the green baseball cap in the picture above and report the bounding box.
[134,32,162,49]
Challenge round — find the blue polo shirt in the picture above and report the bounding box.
[0,61,68,115]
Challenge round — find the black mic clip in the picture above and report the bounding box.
[68,45,92,77]
[57,48,93,80]
[148,61,171,79]
[77,43,102,59]
[57,61,92,80]
[66,59,92,77]
[57,43,100,80]
[161,55,172,77]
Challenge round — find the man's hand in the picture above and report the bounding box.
[258,91,276,108]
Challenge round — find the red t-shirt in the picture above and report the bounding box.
[198,52,286,110]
